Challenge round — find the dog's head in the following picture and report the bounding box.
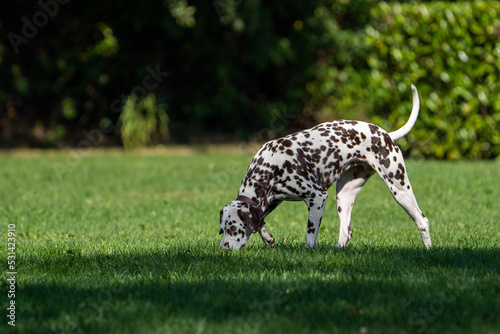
[218,199,263,250]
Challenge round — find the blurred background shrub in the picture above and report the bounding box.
[119,93,168,149]
[311,1,500,159]
[0,0,498,158]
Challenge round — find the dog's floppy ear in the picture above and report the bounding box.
[239,207,263,234]
[249,205,264,230]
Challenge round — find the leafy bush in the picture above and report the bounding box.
[0,0,375,146]
[1,1,498,158]
[119,93,168,149]
[313,1,500,159]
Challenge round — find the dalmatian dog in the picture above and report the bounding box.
[219,84,431,250]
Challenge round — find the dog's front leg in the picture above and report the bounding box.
[258,224,275,248]
[304,191,328,248]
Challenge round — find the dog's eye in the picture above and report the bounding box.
[219,228,223,235]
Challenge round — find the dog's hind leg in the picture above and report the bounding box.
[335,165,375,248]
[376,158,432,249]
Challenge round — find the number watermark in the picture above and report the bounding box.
[6,224,17,327]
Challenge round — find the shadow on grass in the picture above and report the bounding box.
[16,245,500,333]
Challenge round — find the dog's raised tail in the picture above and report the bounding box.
[388,84,420,141]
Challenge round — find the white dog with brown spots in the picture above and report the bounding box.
[219,84,431,250]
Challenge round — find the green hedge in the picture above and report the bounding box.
[2,1,499,159]
[313,1,500,159]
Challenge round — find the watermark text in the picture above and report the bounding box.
[6,224,17,326]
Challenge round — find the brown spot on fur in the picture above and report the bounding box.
[369,124,379,135]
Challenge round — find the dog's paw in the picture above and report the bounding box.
[336,242,347,249]
[259,227,276,248]
[267,233,276,248]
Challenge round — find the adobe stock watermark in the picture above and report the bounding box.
[194,104,297,229]
[232,104,296,153]
[8,0,71,54]
[48,276,128,333]
[53,282,127,333]
[6,224,17,327]
[110,64,169,114]
[224,289,287,334]
[51,63,169,181]
[51,129,104,181]
[253,105,296,143]
[400,280,461,334]
[213,0,244,22]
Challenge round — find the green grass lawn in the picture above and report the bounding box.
[1,148,499,333]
